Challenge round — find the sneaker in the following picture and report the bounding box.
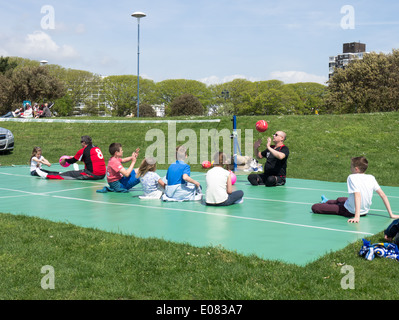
[234,198,244,204]
[36,168,48,179]
[321,195,329,203]
[194,194,203,201]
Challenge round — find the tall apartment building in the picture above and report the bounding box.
[329,42,367,78]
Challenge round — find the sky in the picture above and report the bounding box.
[1,0,399,86]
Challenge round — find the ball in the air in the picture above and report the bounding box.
[255,120,268,132]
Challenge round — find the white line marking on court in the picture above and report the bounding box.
[235,180,399,199]
[244,197,313,205]
[1,170,398,199]
[0,187,41,196]
[0,118,221,124]
[0,195,30,199]
[243,196,399,214]
[47,194,373,236]
[283,186,346,193]
[44,186,103,194]
[0,172,29,178]
[1,171,397,221]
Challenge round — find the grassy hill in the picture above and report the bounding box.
[2,112,399,185]
[1,112,399,300]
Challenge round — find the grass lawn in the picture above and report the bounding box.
[1,112,399,300]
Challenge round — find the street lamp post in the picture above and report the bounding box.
[131,11,146,118]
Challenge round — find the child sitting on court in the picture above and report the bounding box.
[206,151,244,206]
[311,156,399,223]
[30,146,60,176]
[162,145,202,201]
[136,157,166,199]
[97,143,140,193]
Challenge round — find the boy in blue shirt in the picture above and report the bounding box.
[162,145,202,201]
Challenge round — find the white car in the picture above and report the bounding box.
[0,127,14,152]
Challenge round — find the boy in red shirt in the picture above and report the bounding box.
[97,143,140,193]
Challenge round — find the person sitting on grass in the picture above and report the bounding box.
[97,143,140,193]
[311,156,399,223]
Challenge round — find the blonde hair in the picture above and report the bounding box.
[176,145,187,161]
[136,158,157,178]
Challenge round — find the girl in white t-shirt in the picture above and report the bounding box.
[136,158,166,199]
[205,152,244,206]
[30,147,60,176]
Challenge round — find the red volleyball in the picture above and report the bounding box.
[255,120,268,132]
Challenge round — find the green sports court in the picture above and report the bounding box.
[1,164,397,266]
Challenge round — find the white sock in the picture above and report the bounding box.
[36,168,48,179]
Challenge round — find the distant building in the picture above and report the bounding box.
[329,42,368,79]
[153,104,165,117]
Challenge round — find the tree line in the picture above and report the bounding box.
[1,51,399,117]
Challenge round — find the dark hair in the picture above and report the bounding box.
[81,135,92,145]
[351,156,368,173]
[213,151,233,170]
[109,142,122,156]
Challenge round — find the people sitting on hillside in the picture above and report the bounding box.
[1,107,23,118]
[20,104,33,118]
[35,103,52,118]
[32,103,39,117]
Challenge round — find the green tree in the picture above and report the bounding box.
[0,65,65,113]
[0,75,13,114]
[102,75,157,117]
[244,86,304,115]
[53,94,74,116]
[60,69,102,115]
[132,103,157,117]
[209,79,254,115]
[168,94,204,116]
[286,82,327,114]
[0,56,17,75]
[157,79,212,112]
[326,50,399,113]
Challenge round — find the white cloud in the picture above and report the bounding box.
[0,48,8,56]
[3,31,79,62]
[75,24,86,34]
[269,71,327,84]
[198,72,327,86]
